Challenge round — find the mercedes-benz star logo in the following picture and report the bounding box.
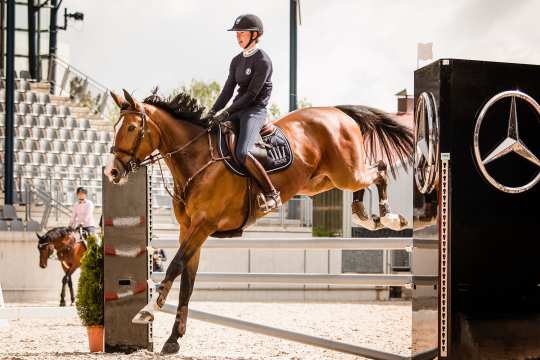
[415,92,440,194]
[473,90,540,194]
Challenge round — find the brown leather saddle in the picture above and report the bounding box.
[218,119,293,176]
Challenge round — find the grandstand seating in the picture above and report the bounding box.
[0,72,114,208]
[0,71,177,220]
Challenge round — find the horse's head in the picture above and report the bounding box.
[36,232,53,268]
[37,227,78,268]
[105,89,161,184]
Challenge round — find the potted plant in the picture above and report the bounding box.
[76,235,104,352]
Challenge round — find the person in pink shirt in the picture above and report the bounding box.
[68,187,96,235]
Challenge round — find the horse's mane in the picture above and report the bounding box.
[143,87,207,127]
[41,226,74,243]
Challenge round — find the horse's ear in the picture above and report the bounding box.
[110,90,128,109]
[36,232,43,241]
[122,89,137,109]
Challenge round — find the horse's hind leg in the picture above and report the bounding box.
[351,189,383,230]
[67,274,75,305]
[351,161,407,231]
[373,161,408,230]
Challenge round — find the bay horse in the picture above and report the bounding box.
[105,89,413,354]
[37,227,87,306]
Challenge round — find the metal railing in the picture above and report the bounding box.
[150,237,431,287]
[29,183,71,229]
[47,55,112,117]
[0,169,100,228]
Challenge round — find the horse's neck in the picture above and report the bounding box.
[54,240,72,259]
[151,109,210,185]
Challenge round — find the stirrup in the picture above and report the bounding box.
[256,191,282,213]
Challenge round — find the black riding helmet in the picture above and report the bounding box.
[76,187,87,195]
[227,14,264,49]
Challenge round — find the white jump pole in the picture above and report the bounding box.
[151,272,436,287]
[150,237,438,251]
[152,272,412,286]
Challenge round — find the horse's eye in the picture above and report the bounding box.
[128,124,136,132]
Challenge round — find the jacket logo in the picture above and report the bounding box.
[245,68,252,75]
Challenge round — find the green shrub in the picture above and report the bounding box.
[76,235,104,326]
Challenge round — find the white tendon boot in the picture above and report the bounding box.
[380,212,408,231]
[132,279,161,324]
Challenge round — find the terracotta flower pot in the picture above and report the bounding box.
[86,325,104,352]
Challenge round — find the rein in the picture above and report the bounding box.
[156,130,230,205]
[112,108,230,206]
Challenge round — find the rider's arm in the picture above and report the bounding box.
[83,201,94,228]
[211,59,237,113]
[225,56,271,114]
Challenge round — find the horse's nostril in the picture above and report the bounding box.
[111,168,119,177]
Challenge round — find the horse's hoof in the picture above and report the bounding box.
[380,213,408,231]
[160,341,180,355]
[59,302,66,307]
[132,310,154,324]
[352,213,381,231]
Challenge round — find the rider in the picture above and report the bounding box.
[206,14,282,213]
[68,187,96,235]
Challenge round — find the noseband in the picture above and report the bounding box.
[110,109,149,174]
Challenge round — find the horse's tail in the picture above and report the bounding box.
[335,105,414,178]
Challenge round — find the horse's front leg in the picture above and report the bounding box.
[59,274,67,307]
[161,248,201,354]
[132,218,213,325]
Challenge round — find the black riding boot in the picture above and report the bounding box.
[244,154,282,213]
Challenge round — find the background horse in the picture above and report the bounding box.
[37,227,87,306]
[105,89,413,354]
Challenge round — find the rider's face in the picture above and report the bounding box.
[77,192,86,201]
[236,31,257,49]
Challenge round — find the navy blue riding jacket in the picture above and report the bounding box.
[211,48,273,114]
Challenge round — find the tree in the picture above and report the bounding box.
[105,103,120,125]
[267,97,312,120]
[298,97,312,109]
[268,102,281,119]
[170,79,222,114]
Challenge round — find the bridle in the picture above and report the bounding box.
[110,109,151,174]
[110,107,230,205]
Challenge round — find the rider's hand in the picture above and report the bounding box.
[201,110,216,127]
[213,110,230,124]
[203,110,230,128]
